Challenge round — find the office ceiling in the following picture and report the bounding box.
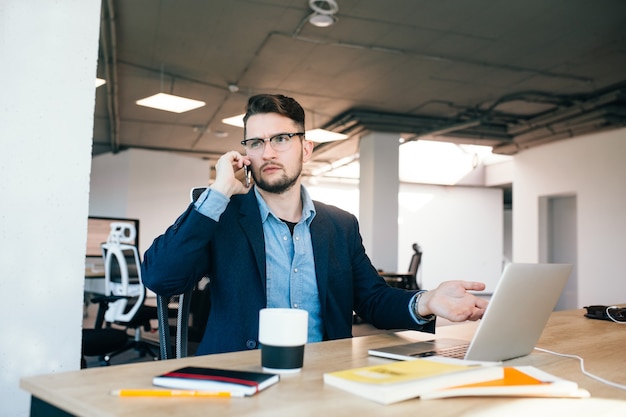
[93,0,626,178]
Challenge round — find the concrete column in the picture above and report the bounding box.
[358,132,399,271]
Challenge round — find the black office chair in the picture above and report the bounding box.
[378,243,422,290]
[100,222,160,361]
[156,279,211,359]
[156,186,211,360]
[81,296,129,368]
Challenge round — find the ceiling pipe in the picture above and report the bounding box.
[506,89,623,136]
[493,120,617,155]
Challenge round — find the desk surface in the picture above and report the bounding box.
[21,309,626,416]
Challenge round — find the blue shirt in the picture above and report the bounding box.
[195,186,323,342]
[254,186,322,342]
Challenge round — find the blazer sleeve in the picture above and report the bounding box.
[141,203,217,297]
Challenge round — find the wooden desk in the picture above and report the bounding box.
[21,310,626,416]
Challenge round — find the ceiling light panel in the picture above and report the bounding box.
[136,93,206,113]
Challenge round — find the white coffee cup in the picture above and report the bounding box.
[258,308,308,373]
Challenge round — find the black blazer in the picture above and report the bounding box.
[142,189,434,355]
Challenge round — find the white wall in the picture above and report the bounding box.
[0,1,101,416]
[89,150,132,217]
[90,149,211,255]
[398,184,503,292]
[513,127,626,306]
[309,180,503,292]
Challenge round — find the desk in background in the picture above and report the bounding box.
[84,267,106,295]
[21,310,626,416]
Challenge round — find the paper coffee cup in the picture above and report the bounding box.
[258,308,308,373]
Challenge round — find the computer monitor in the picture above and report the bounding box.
[86,216,140,257]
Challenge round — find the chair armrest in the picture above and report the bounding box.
[89,295,127,329]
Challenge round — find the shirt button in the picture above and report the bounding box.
[294,268,298,273]
[295,236,300,241]
[246,339,257,349]
[283,236,288,241]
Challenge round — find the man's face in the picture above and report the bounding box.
[244,113,312,194]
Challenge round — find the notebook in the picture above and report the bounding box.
[369,263,572,362]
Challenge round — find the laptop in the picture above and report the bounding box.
[369,263,572,362]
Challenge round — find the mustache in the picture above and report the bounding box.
[260,162,284,170]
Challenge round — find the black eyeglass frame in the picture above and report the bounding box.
[240,132,305,153]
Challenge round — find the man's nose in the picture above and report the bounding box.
[261,141,278,158]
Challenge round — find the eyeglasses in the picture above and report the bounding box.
[241,132,304,154]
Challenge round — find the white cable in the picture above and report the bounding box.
[606,306,626,324]
[534,347,626,390]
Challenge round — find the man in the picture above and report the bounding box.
[142,93,488,356]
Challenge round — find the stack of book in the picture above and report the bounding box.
[323,359,588,404]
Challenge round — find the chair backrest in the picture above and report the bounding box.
[407,243,423,290]
[157,289,193,359]
[101,222,145,324]
[407,243,422,273]
[157,186,209,360]
[190,186,207,203]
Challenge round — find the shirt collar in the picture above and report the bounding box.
[254,185,316,225]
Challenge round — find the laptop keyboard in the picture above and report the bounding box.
[418,343,470,359]
[438,344,470,359]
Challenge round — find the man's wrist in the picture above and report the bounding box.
[412,291,435,322]
[194,187,229,222]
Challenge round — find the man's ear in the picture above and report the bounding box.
[302,139,314,162]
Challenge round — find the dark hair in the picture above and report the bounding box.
[243,94,305,136]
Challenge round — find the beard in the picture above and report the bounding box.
[253,161,302,194]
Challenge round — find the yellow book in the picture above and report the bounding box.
[323,358,503,405]
[420,366,590,399]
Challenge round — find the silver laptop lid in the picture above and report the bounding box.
[464,263,572,361]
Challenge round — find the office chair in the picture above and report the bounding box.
[100,222,159,361]
[156,273,212,360]
[81,296,129,368]
[157,187,211,360]
[378,243,422,290]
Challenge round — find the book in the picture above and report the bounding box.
[323,358,503,405]
[420,366,590,399]
[152,366,280,397]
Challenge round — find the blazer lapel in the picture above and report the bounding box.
[239,190,267,286]
[310,204,330,308]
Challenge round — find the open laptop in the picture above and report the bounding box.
[369,263,572,362]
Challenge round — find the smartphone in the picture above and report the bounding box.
[244,165,251,187]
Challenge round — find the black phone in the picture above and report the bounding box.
[244,165,251,187]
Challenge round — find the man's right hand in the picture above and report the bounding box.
[210,151,251,198]
[418,280,488,322]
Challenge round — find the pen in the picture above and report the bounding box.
[111,389,244,398]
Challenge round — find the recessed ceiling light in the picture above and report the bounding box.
[306,128,348,142]
[308,13,336,27]
[308,0,339,27]
[136,93,205,113]
[222,113,245,127]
